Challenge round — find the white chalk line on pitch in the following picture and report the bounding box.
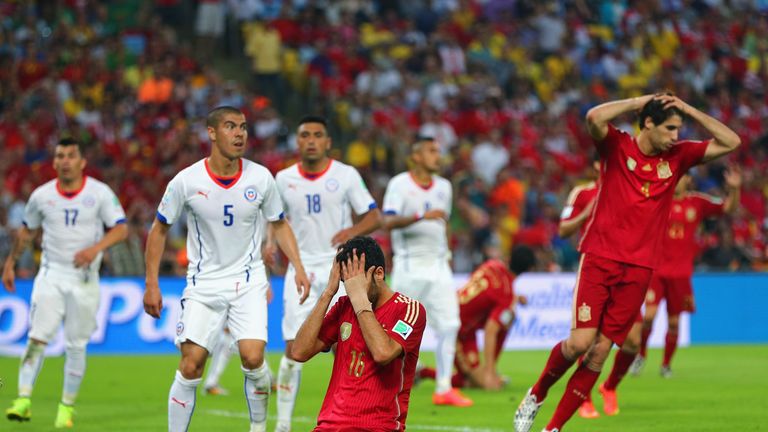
[204,409,506,432]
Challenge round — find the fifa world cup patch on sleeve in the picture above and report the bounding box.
[392,320,414,340]
[499,309,514,327]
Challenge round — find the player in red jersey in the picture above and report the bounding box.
[292,236,427,432]
[514,93,741,432]
[631,168,740,378]
[418,245,536,390]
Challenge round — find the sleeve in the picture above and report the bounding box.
[693,193,725,218]
[593,123,622,158]
[22,191,42,229]
[678,140,710,171]
[386,301,427,354]
[260,173,285,222]
[274,171,289,209]
[490,301,516,329]
[443,181,453,218]
[99,185,127,228]
[382,178,404,216]
[318,297,347,346]
[156,175,185,225]
[346,167,377,215]
[560,187,586,222]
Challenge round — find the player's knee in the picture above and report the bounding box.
[584,337,612,367]
[178,357,205,379]
[241,352,265,370]
[668,316,680,331]
[565,334,596,358]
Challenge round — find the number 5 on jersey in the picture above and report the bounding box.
[224,204,234,226]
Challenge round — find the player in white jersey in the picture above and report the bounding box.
[382,136,472,407]
[142,107,310,432]
[3,138,128,428]
[273,115,382,431]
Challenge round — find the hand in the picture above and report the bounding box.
[323,259,342,298]
[654,94,692,115]
[143,282,163,319]
[724,166,742,190]
[295,267,311,305]
[74,246,99,268]
[331,228,353,248]
[340,250,374,300]
[481,366,503,391]
[422,209,448,221]
[517,295,528,306]
[2,260,16,293]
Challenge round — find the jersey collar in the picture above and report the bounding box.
[205,158,243,189]
[409,172,434,191]
[298,159,333,181]
[56,176,87,199]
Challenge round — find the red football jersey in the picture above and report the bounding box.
[579,125,709,268]
[457,260,517,336]
[657,193,724,277]
[560,182,598,237]
[315,293,427,432]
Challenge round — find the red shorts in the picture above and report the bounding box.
[455,327,508,373]
[573,253,653,346]
[646,274,695,315]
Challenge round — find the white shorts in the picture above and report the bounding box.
[391,259,459,334]
[28,270,100,349]
[281,262,345,341]
[175,274,269,352]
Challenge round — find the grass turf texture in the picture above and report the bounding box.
[1,345,766,431]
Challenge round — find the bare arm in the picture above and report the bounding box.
[480,318,503,388]
[723,166,742,214]
[271,218,310,304]
[383,209,447,230]
[2,226,38,293]
[331,208,383,246]
[143,218,170,318]
[586,95,655,140]
[291,262,341,362]
[657,95,742,163]
[74,223,128,268]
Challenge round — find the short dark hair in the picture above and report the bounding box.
[638,93,684,129]
[57,137,84,154]
[410,135,435,154]
[335,236,386,275]
[298,115,328,130]
[206,106,244,128]
[509,245,536,275]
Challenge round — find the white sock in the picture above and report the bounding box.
[276,355,303,428]
[243,361,271,429]
[435,329,458,393]
[62,347,86,405]
[18,341,45,397]
[168,370,200,432]
[204,332,234,389]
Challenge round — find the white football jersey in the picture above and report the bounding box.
[383,172,452,262]
[276,160,376,265]
[157,158,283,285]
[23,176,126,275]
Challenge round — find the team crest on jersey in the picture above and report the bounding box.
[325,178,339,192]
[686,207,697,222]
[626,157,637,171]
[176,322,184,336]
[641,163,652,172]
[340,322,352,341]
[392,320,414,340]
[83,196,96,208]
[577,302,591,322]
[244,187,258,202]
[657,161,672,179]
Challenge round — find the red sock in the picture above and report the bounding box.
[663,331,678,367]
[640,326,652,358]
[420,367,436,380]
[531,341,576,401]
[545,363,600,430]
[603,349,636,390]
[451,372,465,388]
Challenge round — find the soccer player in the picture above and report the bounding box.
[514,93,741,432]
[3,138,128,428]
[291,236,427,431]
[632,168,741,378]
[383,136,472,407]
[142,106,310,432]
[274,115,382,431]
[419,245,536,390]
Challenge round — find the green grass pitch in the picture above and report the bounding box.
[1,345,766,431]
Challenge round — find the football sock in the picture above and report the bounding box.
[168,370,200,432]
[435,328,458,393]
[531,341,575,401]
[62,347,86,405]
[204,332,235,389]
[545,362,600,430]
[640,326,652,358]
[603,349,635,390]
[276,356,302,428]
[18,341,45,397]
[243,362,271,429]
[663,330,678,367]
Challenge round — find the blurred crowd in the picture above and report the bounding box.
[1,0,767,277]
